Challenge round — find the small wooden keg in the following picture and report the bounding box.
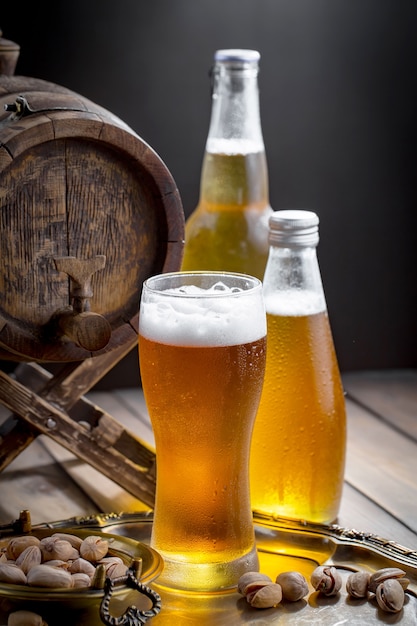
[0,33,184,362]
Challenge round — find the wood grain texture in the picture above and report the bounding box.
[0,75,184,362]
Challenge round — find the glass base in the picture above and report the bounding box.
[153,544,259,593]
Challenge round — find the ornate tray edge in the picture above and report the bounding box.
[2,509,416,570]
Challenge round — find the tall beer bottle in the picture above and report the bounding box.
[181,49,273,280]
[250,210,347,524]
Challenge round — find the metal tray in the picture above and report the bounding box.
[10,510,415,625]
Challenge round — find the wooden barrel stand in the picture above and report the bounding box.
[0,32,184,509]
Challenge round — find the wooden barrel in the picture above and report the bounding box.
[0,36,184,362]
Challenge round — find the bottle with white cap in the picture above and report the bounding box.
[181,49,273,280]
[250,210,347,524]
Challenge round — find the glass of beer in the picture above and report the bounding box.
[138,271,266,592]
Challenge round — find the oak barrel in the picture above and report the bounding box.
[0,35,184,362]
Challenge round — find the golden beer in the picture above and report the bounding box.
[181,150,272,280]
[139,272,266,591]
[250,309,346,524]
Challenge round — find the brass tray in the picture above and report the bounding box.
[11,510,415,625]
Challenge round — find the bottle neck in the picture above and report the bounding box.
[206,63,264,154]
[263,245,327,315]
[199,61,269,209]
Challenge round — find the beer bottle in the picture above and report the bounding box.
[250,210,347,524]
[181,49,273,280]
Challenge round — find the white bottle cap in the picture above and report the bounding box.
[214,49,260,65]
[269,210,319,247]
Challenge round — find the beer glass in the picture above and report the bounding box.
[138,271,266,592]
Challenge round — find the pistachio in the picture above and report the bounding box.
[68,557,96,576]
[71,572,92,588]
[98,556,126,579]
[51,532,83,550]
[368,567,407,593]
[0,563,27,585]
[375,578,405,613]
[39,537,79,562]
[7,609,48,626]
[15,545,42,574]
[346,571,370,598]
[80,536,109,562]
[43,559,69,569]
[247,582,283,608]
[27,564,74,588]
[276,571,309,601]
[311,566,342,596]
[6,536,41,560]
[237,571,272,596]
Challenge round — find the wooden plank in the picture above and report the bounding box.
[40,437,151,514]
[344,396,417,535]
[338,483,417,550]
[0,436,99,526]
[88,389,155,447]
[0,370,156,507]
[343,369,417,438]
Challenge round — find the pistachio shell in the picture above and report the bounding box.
[368,567,406,593]
[276,571,309,601]
[27,564,74,588]
[248,582,283,608]
[375,579,405,613]
[346,571,370,598]
[51,532,83,550]
[68,557,96,576]
[237,571,272,595]
[7,609,47,626]
[6,536,41,560]
[311,566,342,596]
[40,537,79,562]
[79,536,109,562]
[71,572,92,588]
[15,545,42,574]
[0,563,27,585]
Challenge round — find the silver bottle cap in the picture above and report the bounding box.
[214,49,260,66]
[269,210,319,247]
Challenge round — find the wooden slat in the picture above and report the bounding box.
[0,435,99,526]
[344,396,417,536]
[343,369,417,439]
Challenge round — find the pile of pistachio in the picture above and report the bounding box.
[0,532,127,590]
[238,565,410,614]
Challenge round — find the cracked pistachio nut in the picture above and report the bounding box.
[27,564,74,588]
[237,571,272,596]
[311,566,342,596]
[39,537,79,562]
[376,578,405,613]
[368,567,407,593]
[247,582,283,608]
[346,571,371,598]
[276,571,309,601]
[6,536,41,560]
[80,536,109,562]
[51,532,83,550]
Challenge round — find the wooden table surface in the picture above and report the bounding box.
[0,368,416,623]
[1,368,416,548]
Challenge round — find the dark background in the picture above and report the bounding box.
[1,1,416,388]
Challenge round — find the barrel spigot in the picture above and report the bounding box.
[53,255,112,352]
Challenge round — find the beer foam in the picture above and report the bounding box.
[140,284,266,346]
[206,137,264,155]
[264,289,326,317]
